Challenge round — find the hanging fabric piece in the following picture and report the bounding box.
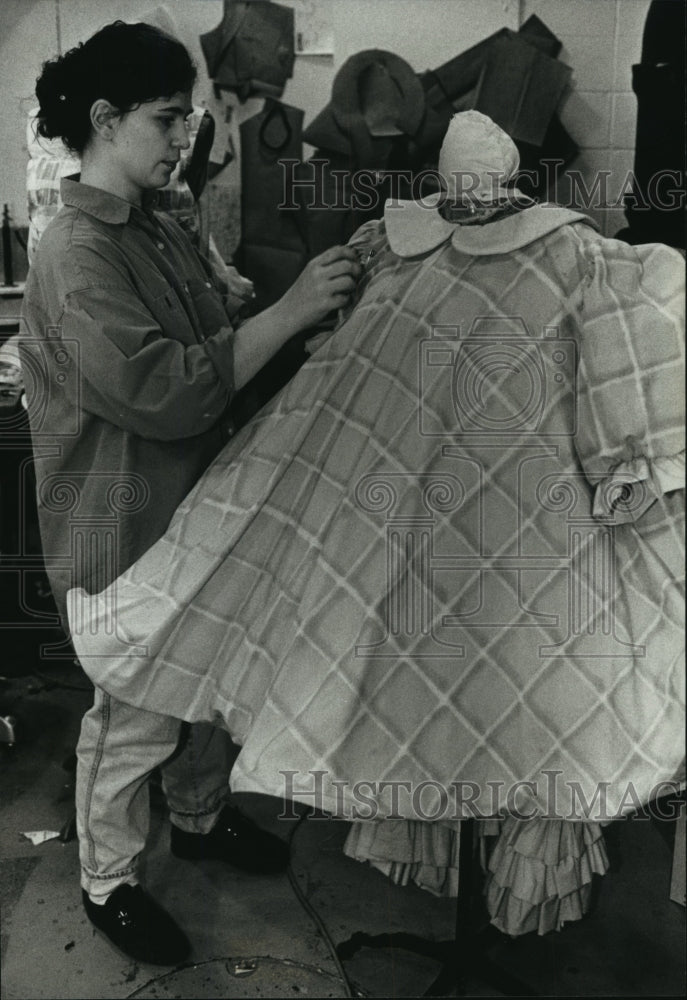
[472,34,571,148]
[200,0,295,101]
[518,12,563,57]
[411,71,455,159]
[238,98,308,310]
[299,153,360,259]
[183,109,216,203]
[426,18,577,197]
[231,99,309,427]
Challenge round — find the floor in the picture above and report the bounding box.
[1,644,685,999]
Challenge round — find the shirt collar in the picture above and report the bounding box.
[60,176,159,224]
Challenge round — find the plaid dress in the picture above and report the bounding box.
[71,212,685,825]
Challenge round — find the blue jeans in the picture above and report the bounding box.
[76,686,236,899]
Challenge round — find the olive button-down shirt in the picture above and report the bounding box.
[20,178,237,626]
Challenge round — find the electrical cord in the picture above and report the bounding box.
[286,811,359,998]
[126,810,362,998]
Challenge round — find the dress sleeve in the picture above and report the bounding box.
[41,282,235,442]
[573,237,685,522]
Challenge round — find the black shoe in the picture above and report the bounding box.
[170,804,290,873]
[82,884,190,965]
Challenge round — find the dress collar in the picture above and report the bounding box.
[384,193,598,258]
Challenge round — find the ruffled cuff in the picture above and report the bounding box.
[591,451,685,523]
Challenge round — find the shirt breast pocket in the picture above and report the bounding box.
[131,266,196,347]
[146,286,198,347]
[185,277,232,340]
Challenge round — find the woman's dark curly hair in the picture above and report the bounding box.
[35,21,197,155]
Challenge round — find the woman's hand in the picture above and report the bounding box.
[277,246,362,332]
[232,246,361,389]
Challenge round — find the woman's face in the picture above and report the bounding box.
[107,91,193,202]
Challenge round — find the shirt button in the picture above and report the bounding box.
[157,241,165,250]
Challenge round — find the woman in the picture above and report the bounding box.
[20,20,360,965]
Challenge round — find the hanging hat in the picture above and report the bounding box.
[304,49,425,164]
[331,50,425,138]
[383,111,595,257]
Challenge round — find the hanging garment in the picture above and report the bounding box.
[231,99,310,426]
[471,34,571,148]
[183,109,216,203]
[413,71,455,158]
[301,50,432,258]
[518,12,563,57]
[299,150,415,262]
[428,19,576,196]
[299,153,360,259]
[238,99,308,311]
[200,0,295,101]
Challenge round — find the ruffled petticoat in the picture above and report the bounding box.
[344,817,609,936]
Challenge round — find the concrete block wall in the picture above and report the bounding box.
[0,0,653,257]
[523,0,652,236]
